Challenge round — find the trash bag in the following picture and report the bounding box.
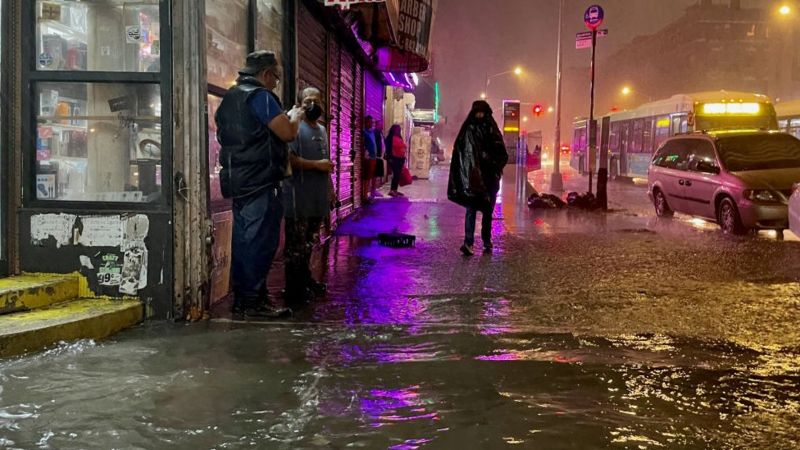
[527,192,566,209]
[566,191,597,209]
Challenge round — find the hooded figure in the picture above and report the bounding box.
[448,101,508,211]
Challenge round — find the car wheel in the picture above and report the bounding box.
[717,197,745,235]
[653,189,674,218]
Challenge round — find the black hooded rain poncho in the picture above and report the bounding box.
[447,101,509,211]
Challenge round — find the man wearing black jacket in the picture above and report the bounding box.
[215,51,305,317]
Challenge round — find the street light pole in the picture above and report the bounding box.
[550,0,565,192]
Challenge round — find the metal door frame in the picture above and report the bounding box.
[0,0,9,276]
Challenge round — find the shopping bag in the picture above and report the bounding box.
[399,167,413,187]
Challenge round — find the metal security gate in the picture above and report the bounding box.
[364,70,384,127]
[297,2,328,98]
[328,40,363,222]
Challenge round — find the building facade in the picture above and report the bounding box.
[0,0,434,320]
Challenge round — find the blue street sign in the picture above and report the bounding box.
[584,5,604,30]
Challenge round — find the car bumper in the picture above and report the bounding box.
[738,201,789,229]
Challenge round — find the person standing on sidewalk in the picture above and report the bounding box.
[373,119,386,184]
[362,116,380,201]
[215,50,305,317]
[283,86,334,309]
[385,124,408,197]
[447,100,508,256]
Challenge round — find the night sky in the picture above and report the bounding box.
[431,0,773,149]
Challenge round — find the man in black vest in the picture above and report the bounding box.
[215,50,304,318]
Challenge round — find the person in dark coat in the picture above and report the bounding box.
[447,100,508,256]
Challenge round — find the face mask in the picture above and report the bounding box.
[305,102,323,121]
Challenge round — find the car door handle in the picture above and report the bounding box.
[679,179,685,186]
[685,180,692,187]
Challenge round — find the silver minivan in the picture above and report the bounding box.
[647,131,800,234]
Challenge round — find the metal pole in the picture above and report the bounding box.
[484,72,489,100]
[550,0,565,192]
[588,28,597,195]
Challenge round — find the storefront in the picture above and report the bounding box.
[0,0,431,321]
[13,0,172,316]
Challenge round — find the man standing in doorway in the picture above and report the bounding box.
[283,87,334,309]
[215,50,305,318]
[362,116,379,201]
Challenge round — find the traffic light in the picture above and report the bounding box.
[533,104,544,117]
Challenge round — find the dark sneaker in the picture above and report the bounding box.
[483,243,493,254]
[284,287,315,309]
[244,303,292,319]
[460,244,474,256]
[308,281,327,297]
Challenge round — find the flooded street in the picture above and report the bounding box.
[2,166,800,449]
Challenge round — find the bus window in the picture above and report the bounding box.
[655,115,670,148]
[632,119,644,153]
[791,118,800,139]
[643,118,654,153]
[619,121,630,154]
[610,122,620,152]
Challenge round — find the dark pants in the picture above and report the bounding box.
[284,216,323,297]
[389,157,406,191]
[465,197,497,247]
[231,187,283,305]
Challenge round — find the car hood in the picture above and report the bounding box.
[730,168,800,190]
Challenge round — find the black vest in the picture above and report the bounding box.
[215,77,287,198]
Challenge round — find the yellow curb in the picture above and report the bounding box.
[0,274,81,314]
[0,298,143,358]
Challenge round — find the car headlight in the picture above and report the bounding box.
[744,189,783,203]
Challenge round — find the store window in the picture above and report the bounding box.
[207,94,229,209]
[206,0,249,89]
[36,0,160,72]
[257,0,284,97]
[29,1,166,204]
[35,82,162,202]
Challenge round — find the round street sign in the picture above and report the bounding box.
[584,5,604,30]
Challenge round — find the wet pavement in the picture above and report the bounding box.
[2,163,800,449]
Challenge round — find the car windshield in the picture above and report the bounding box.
[716,134,800,172]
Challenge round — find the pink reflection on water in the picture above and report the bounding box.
[479,298,514,335]
[361,386,441,431]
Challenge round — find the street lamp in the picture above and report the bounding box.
[779,4,792,15]
[523,116,529,122]
[484,66,524,100]
[547,106,554,113]
[621,86,632,96]
[480,92,487,100]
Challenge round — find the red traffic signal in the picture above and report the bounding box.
[533,104,544,117]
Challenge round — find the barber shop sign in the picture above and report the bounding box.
[325,0,385,8]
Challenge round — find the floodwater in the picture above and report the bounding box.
[1,165,799,449]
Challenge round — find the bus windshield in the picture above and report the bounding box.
[716,134,800,172]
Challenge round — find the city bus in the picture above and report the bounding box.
[571,91,779,178]
[776,99,800,140]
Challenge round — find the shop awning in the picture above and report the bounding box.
[323,0,434,74]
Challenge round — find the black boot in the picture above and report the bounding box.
[308,280,327,297]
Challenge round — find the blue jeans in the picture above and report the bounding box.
[465,197,496,247]
[231,187,283,304]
